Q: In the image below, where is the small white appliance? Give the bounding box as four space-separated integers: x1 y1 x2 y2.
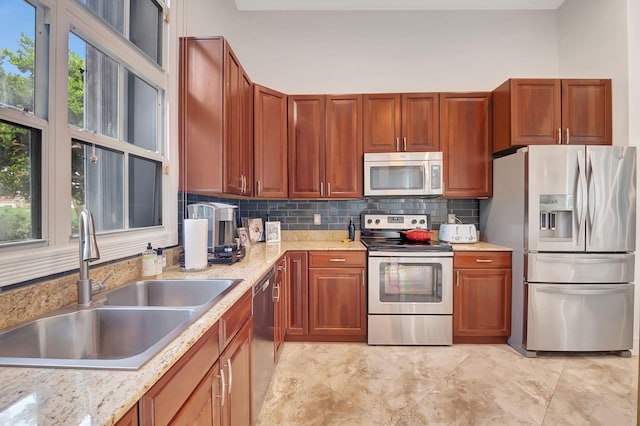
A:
439 224 477 243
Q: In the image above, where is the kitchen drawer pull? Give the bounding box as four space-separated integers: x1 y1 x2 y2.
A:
475 259 493 263
329 258 347 262
218 369 227 406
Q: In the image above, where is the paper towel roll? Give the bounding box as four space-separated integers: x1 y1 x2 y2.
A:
184 218 208 270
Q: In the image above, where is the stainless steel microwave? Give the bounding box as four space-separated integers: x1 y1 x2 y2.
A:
364 152 443 197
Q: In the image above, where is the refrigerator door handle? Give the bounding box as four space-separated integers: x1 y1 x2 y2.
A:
576 150 587 246
587 151 596 245
535 286 630 296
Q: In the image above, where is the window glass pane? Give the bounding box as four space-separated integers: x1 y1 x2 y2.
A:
129 155 162 228
0 121 41 243
68 33 119 139
76 0 125 34
130 0 162 65
126 71 157 151
71 140 124 234
0 1 35 111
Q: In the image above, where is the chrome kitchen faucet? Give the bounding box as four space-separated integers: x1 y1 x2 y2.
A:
77 209 111 307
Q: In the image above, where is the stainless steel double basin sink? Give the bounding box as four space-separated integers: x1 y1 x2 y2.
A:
0 279 242 370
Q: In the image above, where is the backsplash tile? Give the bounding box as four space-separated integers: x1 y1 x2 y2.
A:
179 193 478 244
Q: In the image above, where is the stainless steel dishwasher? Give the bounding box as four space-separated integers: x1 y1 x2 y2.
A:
252 267 275 417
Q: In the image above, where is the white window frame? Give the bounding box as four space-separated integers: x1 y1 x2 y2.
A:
0 0 178 288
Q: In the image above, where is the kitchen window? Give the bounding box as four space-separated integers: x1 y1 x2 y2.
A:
0 0 175 288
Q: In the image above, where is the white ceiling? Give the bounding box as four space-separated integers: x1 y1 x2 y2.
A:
234 0 567 11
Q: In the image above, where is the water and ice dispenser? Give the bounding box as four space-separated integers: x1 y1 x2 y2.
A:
539 194 573 239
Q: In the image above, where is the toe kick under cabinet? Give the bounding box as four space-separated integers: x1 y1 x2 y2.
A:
453 251 512 344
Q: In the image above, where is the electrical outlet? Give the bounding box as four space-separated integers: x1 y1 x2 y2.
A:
313 214 321 225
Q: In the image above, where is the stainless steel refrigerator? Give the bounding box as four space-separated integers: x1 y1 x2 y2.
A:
480 145 636 357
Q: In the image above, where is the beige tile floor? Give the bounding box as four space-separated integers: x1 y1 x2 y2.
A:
257 343 638 426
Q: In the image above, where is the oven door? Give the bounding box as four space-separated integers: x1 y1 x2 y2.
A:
368 255 453 315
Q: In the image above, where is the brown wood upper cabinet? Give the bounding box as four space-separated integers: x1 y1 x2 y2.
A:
492 79 612 154
223 45 253 196
288 94 363 198
440 92 492 198
254 85 288 198
178 36 253 196
363 93 439 153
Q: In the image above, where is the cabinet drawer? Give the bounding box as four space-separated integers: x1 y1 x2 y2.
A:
309 251 365 268
454 251 511 269
220 288 252 350
140 324 219 424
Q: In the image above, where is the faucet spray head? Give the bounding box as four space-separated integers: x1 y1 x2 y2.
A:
80 209 100 262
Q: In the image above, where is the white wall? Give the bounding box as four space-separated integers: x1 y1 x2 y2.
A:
558 0 629 145
182 0 560 93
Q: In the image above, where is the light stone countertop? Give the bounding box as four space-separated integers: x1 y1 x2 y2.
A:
450 241 513 251
0 240 365 426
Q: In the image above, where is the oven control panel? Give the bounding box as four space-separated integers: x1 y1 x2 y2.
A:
362 214 429 230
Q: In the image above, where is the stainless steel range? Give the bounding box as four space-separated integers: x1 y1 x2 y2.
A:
361 214 454 345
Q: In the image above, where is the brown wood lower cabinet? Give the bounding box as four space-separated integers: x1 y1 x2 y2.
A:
286 251 366 342
453 251 512 344
220 318 253 426
115 405 139 426
137 289 252 426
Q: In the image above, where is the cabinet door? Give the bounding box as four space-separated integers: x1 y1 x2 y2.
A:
285 251 308 337
325 95 363 198
274 255 287 359
220 318 253 426
179 37 224 194
441 93 492 198
308 267 366 338
223 46 253 196
363 94 401 152
254 85 288 198
453 268 511 339
170 363 221 426
401 93 440 152
240 70 253 195
115 405 138 426
288 96 325 198
561 79 611 146
510 79 561 146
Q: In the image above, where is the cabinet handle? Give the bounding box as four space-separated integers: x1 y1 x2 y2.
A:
273 283 280 302
565 128 570 145
403 137 407 151
327 182 331 197
218 369 227 406
456 270 460 287
277 264 286 271
227 359 233 394
320 182 324 197
475 259 493 263
557 128 562 144
257 180 261 196
396 137 400 152
329 258 346 262
362 269 365 286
